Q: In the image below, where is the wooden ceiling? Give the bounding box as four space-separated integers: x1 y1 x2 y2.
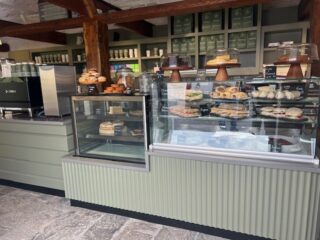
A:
0 0 308 44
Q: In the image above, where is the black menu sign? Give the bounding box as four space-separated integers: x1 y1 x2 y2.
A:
265 66 277 79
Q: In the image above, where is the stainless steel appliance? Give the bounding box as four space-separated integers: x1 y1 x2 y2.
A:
39 65 76 116
0 77 43 117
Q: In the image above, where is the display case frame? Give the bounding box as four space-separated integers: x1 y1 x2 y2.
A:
71 95 150 165
150 78 320 165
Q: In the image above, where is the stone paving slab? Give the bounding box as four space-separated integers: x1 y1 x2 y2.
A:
0 185 230 240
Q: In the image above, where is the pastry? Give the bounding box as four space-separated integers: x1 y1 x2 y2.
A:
259 91 268 98
284 91 295 100
258 86 271 92
109 106 124 115
98 76 106 83
206 54 238 66
129 110 143 117
215 86 225 92
231 92 248 99
275 90 285 100
267 91 275 99
291 91 301 99
210 92 221 98
185 90 203 101
169 105 199 118
252 91 260 98
225 86 239 93
130 129 144 137
285 107 303 117
261 107 274 112
273 108 287 114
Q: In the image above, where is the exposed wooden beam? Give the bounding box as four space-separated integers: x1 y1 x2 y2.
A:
0 20 66 45
83 0 98 18
298 0 311 20
95 0 153 37
97 0 274 24
0 0 273 38
83 20 111 83
0 17 88 37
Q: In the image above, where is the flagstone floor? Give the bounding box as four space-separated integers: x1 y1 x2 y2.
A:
0 185 228 240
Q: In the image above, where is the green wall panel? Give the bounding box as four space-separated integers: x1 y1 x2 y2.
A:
63 155 320 240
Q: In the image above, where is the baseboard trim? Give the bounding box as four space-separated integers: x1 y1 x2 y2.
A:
71 199 272 240
0 179 65 197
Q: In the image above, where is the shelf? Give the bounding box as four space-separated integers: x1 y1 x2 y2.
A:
141 56 162 60
198 30 225 36
73 61 86 64
83 133 145 143
170 33 196 38
160 97 319 105
109 58 139 62
238 48 257 52
86 114 143 122
264 47 277 52
228 26 258 33
158 114 316 125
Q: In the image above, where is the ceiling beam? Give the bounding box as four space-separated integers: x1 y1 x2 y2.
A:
95 0 153 37
0 20 66 44
0 17 88 37
0 0 273 38
298 0 311 20
83 0 98 18
97 0 274 24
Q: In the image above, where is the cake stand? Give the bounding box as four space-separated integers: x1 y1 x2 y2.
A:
205 63 241 81
161 66 193 82
274 60 310 79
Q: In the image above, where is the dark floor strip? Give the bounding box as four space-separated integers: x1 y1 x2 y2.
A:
71 199 273 240
0 179 65 197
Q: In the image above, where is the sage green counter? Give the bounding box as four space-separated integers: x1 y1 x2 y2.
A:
63 150 320 240
0 118 74 190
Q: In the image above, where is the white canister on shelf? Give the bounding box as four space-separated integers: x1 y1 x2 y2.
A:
129 49 134 58
134 48 138 58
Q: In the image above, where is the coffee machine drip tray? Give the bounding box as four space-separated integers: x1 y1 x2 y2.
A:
0 107 43 118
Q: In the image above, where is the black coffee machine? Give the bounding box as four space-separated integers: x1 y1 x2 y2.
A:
0 77 43 117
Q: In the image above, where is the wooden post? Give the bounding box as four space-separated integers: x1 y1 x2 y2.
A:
310 0 320 76
83 19 111 83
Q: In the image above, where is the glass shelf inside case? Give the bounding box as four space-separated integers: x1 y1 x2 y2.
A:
71 95 149 164
150 78 320 164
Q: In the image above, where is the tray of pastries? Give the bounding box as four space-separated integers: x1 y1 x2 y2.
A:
209 86 248 100
251 86 302 100
104 84 126 95
259 106 307 121
169 105 200 118
210 103 251 119
79 68 106 85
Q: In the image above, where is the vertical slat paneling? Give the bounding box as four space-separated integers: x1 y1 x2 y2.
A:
62 156 320 240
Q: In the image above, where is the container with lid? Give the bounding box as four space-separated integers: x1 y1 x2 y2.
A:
115 67 135 88
205 48 240 66
139 72 152 94
275 43 319 63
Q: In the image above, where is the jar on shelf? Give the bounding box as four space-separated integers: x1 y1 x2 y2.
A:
115 67 135 88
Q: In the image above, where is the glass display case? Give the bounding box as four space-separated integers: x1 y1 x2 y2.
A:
150 78 320 164
71 95 149 164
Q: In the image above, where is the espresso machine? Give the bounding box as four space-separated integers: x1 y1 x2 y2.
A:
0 76 43 118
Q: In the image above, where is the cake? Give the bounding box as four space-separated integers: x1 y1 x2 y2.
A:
108 106 124 115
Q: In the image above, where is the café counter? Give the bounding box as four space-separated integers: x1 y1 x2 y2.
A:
0 116 73 190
